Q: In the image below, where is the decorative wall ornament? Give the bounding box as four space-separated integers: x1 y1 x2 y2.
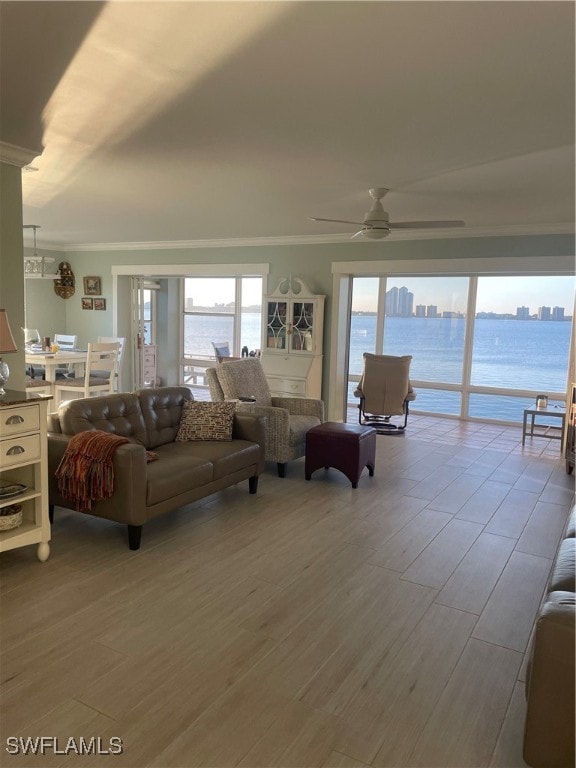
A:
54 262 75 299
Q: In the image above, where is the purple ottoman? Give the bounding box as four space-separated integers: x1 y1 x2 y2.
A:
305 422 377 489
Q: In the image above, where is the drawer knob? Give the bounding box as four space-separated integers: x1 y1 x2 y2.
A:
5 415 24 425
7 445 25 455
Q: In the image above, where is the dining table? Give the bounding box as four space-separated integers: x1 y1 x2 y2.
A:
25 349 87 384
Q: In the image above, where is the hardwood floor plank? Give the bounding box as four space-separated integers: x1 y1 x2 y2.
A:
368 509 452 572
484 488 539 538
472 551 552 652
489 681 529 767
401 518 483 590
515 500 572 559
406 638 522 767
337 604 477 766
436 532 516 614
455 480 511 524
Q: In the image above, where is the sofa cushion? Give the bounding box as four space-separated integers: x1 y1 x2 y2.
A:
58 393 148 445
145 443 213 505
176 400 236 441
137 387 193 448
179 439 261 480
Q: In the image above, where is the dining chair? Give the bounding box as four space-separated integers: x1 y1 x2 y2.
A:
211 341 241 363
53 333 78 378
97 336 126 390
53 342 119 407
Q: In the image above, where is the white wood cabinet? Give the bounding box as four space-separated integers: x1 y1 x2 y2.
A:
0 393 51 562
260 278 324 399
141 344 157 387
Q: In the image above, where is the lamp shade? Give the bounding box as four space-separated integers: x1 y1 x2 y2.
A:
0 310 18 354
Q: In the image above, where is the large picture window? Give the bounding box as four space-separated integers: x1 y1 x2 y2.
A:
346 269 574 424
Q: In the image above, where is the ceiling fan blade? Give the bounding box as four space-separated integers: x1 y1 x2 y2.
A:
309 217 365 226
389 220 465 229
351 230 366 240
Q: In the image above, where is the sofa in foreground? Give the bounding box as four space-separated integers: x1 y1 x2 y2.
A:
47 387 266 550
523 505 575 767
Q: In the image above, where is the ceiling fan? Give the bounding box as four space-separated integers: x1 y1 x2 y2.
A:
310 188 465 240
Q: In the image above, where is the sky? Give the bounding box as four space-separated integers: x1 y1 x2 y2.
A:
353 275 576 315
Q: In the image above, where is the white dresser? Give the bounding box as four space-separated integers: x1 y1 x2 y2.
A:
0 392 51 561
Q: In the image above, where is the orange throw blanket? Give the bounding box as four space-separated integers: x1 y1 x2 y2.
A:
56 430 130 511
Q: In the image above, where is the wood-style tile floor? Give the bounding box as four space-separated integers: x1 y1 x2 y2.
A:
1 416 573 767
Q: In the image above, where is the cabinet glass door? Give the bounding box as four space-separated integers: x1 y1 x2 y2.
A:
266 301 288 351
291 302 314 353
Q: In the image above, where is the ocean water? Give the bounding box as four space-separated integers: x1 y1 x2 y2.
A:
185 313 572 421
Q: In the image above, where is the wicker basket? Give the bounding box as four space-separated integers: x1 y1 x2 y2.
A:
0 504 23 531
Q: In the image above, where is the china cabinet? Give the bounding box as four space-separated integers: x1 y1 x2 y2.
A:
0 392 51 561
260 277 325 399
141 344 157 387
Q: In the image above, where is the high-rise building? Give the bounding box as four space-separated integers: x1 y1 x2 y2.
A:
415 305 426 317
552 306 565 321
385 286 398 315
516 306 530 320
538 306 551 321
398 286 414 317
426 305 438 318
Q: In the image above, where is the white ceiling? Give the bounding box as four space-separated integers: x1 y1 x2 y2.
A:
2 1 574 248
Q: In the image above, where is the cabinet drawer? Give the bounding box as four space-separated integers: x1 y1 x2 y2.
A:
271 378 307 396
0 434 41 467
0 405 40 437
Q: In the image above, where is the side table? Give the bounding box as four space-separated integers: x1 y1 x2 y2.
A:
522 406 566 447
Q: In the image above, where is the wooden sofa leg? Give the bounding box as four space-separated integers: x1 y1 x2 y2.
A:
249 475 259 494
127 525 142 551
277 462 287 478
48 504 54 524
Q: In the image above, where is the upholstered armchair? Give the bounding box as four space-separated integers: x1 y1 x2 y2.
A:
205 358 324 477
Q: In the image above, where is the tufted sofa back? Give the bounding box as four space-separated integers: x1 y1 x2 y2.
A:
54 387 193 449
136 387 192 448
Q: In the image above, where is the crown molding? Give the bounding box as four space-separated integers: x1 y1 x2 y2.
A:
0 141 42 168
23 222 575 253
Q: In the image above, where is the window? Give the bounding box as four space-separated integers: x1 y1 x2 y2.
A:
181 275 263 395
344 267 574 424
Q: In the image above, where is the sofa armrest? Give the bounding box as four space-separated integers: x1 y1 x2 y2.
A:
523 592 575 767
232 413 267 449
48 434 149 526
270 397 324 420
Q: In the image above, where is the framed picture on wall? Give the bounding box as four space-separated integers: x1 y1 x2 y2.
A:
83 276 101 295
82 298 94 310
94 298 107 311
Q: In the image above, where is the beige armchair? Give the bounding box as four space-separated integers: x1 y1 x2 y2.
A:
354 353 416 433
205 358 323 477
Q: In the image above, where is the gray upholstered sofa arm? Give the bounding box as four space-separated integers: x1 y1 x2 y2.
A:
271 396 324 420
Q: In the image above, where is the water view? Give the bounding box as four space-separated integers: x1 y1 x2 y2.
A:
185 313 572 423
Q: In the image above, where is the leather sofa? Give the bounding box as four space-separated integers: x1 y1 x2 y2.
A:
523 506 575 767
47 387 265 550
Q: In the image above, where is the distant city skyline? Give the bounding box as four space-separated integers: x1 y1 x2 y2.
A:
352 276 575 315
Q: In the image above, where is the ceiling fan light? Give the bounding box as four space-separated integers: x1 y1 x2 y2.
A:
360 228 389 240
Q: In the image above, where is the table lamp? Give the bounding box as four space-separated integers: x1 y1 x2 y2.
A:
0 309 18 395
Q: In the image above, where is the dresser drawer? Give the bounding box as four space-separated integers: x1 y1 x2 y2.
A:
270 378 307 396
0 405 40 437
0 434 41 467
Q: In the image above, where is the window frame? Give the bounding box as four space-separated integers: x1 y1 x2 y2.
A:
329 256 575 423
